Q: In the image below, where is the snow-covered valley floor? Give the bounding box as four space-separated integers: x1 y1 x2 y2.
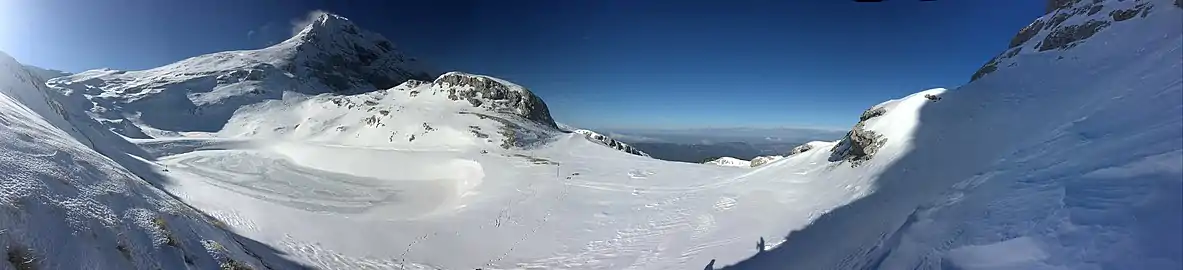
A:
131 132 879 269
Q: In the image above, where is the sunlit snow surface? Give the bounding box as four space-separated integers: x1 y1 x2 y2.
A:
2 0 1179 269
142 133 869 269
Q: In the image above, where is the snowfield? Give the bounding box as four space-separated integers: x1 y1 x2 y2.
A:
2 0 1180 269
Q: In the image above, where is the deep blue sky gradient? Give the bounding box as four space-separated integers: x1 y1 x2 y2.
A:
0 0 1046 129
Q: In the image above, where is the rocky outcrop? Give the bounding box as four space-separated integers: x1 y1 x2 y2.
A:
574 129 650 157
971 0 1160 81
1037 20 1112 51
830 106 888 166
790 144 815 155
434 72 558 129
750 155 784 167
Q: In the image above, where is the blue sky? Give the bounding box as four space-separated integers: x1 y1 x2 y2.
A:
0 0 1045 130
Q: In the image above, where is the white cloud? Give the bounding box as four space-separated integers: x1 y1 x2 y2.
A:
290 10 329 36
247 30 256 38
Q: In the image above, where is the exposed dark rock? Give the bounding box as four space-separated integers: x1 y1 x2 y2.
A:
574 130 650 157
971 57 1000 82
789 144 814 155
434 73 558 128
829 126 886 167
288 13 435 94
859 107 887 121
1111 7 1141 21
1038 20 1112 51
1045 12 1073 30
1010 20 1046 48
830 106 889 166
1046 0 1082 14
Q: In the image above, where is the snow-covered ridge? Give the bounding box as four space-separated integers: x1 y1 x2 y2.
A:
574 129 651 157
40 12 647 156
44 11 435 137
218 73 562 151
704 157 752 167
972 0 1169 81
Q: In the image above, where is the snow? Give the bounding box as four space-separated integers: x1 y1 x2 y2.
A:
2 1 1180 269
704 157 753 167
942 237 1052 270
0 52 304 270
726 1 1183 269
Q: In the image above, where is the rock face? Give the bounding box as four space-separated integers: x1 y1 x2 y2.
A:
972 0 1163 81
434 72 558 129
574 129 650 157
284 13 435 94
830 106 888 166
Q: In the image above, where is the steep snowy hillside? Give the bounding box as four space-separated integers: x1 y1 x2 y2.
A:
725 0 1182 269
46 12 433 137
1 52 303 270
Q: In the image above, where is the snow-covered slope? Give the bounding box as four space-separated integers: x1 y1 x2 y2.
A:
704 157 753 167
22 65 71 82
5 1 1177 269
217 72 562 151
725 0 1182 269
46 12 433 137
0 51 303 270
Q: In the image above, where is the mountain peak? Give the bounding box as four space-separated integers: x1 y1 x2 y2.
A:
291 11 360 41
273 12 436 94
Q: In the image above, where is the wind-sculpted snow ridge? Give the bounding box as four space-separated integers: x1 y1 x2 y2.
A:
0 51 306 270
574 129 651 157
721 0 1182 269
